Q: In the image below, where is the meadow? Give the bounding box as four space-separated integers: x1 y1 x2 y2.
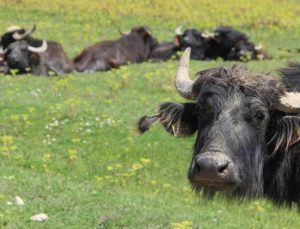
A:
1 0 300 228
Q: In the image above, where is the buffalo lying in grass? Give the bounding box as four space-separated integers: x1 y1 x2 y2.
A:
175 26 268 61
1 25 74 76
138 48 300 205
73 26 158 72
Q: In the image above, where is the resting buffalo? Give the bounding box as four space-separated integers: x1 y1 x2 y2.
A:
1 25 74 76
175 26 268 61
138 48 300 205
4 39 74 76
74 26 158 72
0 25 36 74
209 26 268 60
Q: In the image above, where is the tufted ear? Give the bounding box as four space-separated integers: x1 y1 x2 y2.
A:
138 102 198 136
268 115 300 155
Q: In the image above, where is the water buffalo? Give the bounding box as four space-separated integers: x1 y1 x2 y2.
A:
174 26 268 61
209 26 268 60
4 39 74 76
73 26 158 72
138 48 300 205
0 25 36 74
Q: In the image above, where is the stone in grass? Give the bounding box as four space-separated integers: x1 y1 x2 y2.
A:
30 213 49 222
14 196 25 205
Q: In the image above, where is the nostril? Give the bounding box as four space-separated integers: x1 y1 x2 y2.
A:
217 160 228 173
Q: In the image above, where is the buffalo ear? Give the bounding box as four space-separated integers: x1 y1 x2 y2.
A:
268 116 300 154
137 102 198 137
137 115 159 133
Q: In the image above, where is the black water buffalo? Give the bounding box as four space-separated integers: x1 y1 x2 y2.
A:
4 39 74 76
148 41 180 62
174 26 268 61
1 25 74 76
0 25 36 74
209 26 268 60
138 48 300 205
74 26 158 72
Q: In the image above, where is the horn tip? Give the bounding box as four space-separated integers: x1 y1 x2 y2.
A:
179 47 191 66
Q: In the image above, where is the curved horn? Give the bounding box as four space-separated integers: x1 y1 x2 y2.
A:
175 47 196 100
28 40 47 53
201 31 215 39
6 25 22 33
12 24 36 40
276 92 300 113
0 46 5 54
121 30 130 35
175 26 183 35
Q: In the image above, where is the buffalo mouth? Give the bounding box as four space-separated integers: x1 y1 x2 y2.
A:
188 155 238 192
189 176 236 191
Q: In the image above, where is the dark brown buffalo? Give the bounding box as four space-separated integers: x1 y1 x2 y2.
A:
138 48 300 205
73 26 158 72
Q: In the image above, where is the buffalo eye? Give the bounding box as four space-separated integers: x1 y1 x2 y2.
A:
255 111 266 121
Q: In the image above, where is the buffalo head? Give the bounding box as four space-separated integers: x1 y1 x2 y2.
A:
175 27 208 60
130 26 158 56
5 39 47 73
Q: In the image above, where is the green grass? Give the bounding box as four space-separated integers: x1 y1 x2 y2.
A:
1 1 300 228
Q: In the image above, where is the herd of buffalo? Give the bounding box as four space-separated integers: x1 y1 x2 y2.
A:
0 24 267 76
1 23 300 207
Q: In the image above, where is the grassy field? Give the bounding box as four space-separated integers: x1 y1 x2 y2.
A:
1 0 300 228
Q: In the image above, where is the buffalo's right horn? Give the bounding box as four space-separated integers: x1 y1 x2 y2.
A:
276 92 300 113
201 31 215 39
6 25 22 33
12 24 36 40
175 47 196 100
175 26 183 35
28 39 48 53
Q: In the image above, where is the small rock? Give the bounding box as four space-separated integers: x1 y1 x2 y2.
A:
30 213 49 222
14 196 24 205
98 215 113 223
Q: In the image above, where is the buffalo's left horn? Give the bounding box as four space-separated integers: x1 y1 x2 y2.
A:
175 47 196 100
276 92 300 113
28 40 48 53
0 46 5 54
12 24 36 40
175 26 183 35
